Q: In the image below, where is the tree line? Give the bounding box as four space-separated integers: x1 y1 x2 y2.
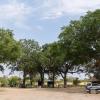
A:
0 9 100 88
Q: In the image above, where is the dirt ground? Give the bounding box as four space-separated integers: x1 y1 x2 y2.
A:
0 87 100 100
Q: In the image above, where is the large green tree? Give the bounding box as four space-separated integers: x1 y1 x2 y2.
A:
58 19 85 88
0 29 21 62
0 29 21 72
41 43 63 88
58 27 79 88
16 39 40 87
78 9 100 79
59 9 100 81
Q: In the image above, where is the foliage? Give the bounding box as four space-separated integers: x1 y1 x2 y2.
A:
0 9 100 88
8 76 20 87
0 77 8 87
0 28 21 63
59 9 100 81
73 78 80 86
15 39 40 87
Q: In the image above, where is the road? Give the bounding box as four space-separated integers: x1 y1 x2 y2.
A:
0 88 99 100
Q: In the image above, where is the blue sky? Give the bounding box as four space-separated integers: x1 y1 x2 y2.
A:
0 0 100 45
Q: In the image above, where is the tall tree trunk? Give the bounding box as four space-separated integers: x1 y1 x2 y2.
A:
63 72 67 88
30 75 33 87
22 70 26 88
30 79 33 87
40 72 44 88
52 72 55 88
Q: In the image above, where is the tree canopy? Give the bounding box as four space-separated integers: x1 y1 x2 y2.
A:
0 9 100 88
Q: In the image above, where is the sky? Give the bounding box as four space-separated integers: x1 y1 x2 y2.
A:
0 0 100 45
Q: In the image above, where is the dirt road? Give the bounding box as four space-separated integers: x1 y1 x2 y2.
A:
0 88 99 100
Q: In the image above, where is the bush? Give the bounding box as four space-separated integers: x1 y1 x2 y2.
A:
0 77 8 87
8 76 20 87
73 78 80 86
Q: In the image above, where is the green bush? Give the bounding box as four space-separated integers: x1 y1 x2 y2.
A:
73 78 80 86
0 77 8 87
8 76 20 87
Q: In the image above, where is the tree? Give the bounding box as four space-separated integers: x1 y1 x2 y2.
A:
58 9 100 87
35 52 46 88
41 43 62 88
15 39 40 88
58 21 82 88
72 9 100 80
0 29 21 62
0 28 21 73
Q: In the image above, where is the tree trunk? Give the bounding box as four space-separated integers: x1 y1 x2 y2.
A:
22 76 26 88
22 70 26 88
63 73 67 88
40 72 44 88
30 75 33 87
52 72 55 88
30 79 33 87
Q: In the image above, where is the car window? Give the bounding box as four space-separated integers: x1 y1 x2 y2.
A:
92 83 99 86
87 83 91 86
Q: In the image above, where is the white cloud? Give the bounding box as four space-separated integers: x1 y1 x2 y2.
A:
0 0 32 21
0 0 33 33
36 0 100 19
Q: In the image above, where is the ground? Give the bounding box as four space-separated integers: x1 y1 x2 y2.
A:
0 87 100 100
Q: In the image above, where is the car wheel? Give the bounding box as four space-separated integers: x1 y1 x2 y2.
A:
95 90 98 94
88 90 91 94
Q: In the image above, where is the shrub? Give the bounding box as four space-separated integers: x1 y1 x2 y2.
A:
73 78 80 86
8 76 20 87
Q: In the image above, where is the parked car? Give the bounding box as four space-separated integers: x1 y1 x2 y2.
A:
86 82 100 94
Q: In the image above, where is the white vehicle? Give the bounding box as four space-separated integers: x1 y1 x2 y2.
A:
86 82 100 94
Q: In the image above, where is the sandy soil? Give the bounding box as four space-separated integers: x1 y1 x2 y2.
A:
0 87 99 100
